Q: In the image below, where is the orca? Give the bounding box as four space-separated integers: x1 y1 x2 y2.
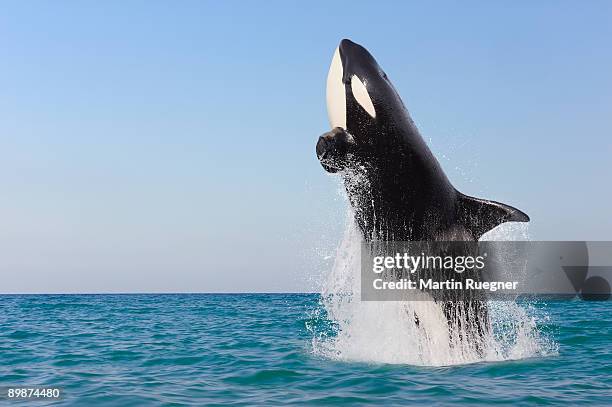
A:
316 39 530 346
317 39 529 241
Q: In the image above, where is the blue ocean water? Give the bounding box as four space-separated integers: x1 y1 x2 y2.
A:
0 294 609 405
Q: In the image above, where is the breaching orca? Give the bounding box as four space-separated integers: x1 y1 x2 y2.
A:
316 39 530 346
317 39 529 241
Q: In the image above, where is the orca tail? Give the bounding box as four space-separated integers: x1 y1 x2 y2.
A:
456 192 530 240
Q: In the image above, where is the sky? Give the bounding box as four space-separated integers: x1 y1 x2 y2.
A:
0 1 611 293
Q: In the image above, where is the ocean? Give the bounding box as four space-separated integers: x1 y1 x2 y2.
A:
0 294 610 405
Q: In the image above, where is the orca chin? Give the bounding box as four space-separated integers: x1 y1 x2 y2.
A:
316 39 530 350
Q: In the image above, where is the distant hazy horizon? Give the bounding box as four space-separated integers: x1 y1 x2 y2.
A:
1 1 611 293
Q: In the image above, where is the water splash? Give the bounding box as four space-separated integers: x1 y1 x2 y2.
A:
310 216 557 366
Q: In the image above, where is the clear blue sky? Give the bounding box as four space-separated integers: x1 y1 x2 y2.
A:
1 1 611 293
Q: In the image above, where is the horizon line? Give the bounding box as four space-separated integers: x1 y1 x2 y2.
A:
0 291 320 295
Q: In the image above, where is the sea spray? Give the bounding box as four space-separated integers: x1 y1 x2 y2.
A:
310 217 558 366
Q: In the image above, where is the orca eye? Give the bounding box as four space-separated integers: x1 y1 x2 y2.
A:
351 75 376 119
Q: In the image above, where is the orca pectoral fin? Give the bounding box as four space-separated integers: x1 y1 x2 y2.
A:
456 193 530 240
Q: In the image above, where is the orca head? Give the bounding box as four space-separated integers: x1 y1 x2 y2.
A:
318 39 405 173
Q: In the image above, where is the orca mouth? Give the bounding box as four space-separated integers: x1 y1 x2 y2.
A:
338 38 360 67
316 136 345 173
316 128 356 173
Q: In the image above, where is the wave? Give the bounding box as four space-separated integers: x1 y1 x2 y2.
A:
310 216 557 366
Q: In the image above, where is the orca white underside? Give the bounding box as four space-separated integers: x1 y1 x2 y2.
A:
326 47 346 130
